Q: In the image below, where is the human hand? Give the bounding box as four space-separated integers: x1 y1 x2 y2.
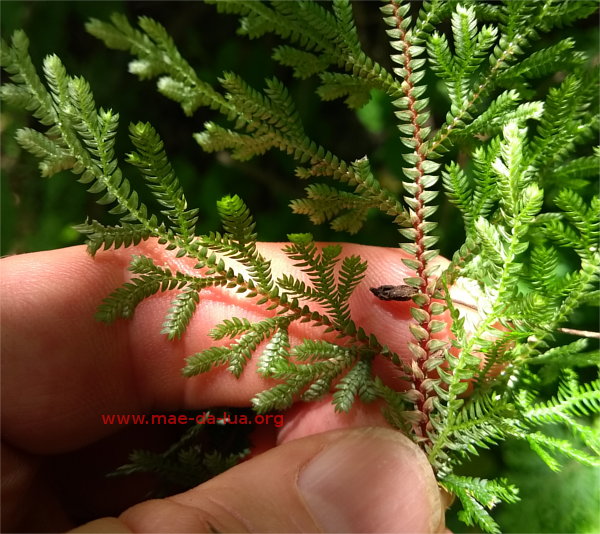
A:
1 242 459 532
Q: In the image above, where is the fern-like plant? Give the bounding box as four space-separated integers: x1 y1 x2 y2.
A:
2 1 599 532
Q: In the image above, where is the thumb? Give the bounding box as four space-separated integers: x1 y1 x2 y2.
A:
70 427 447 533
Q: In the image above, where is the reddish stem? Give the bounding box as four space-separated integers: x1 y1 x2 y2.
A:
390 0 434 441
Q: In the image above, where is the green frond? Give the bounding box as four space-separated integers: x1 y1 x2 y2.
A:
432 394 516 466
473 217 504 272
452 4 479 64
372 377 411 432
127 122 198 243
194 123 276 161
196 196 276 295
331 0 360 52
262 77 305 138
87 6 409 234
290 338 350 363
216 194 257 250
316 72 374 109
87 14 224 116
302 376 338 402
493 120 530 221
14 127 75 177
579 289 600 307
110 417 250 494
427 31 454 81
280 233 367 332
468 139 500 223
519 373 600 426
499 1 538 41
1 40 176 247
428 3 498 109
414 0 454 42
251 376 312 413
525 432 600 472
128 254 167 275
272 45 328 79
204 0 262 36
442 161 473 223
466 100 544 139
289 183 372 234
218 72 302 137
270 0 343 56
210 0 398 97
441 475 519 534
257 328 290 377
535 0 598 32
453 5 498 77
332 358 375 413
1 30 57 125
276 274 319 303
256 341 359 405
496 38 585 83
85 13 145 53
183 347 232 377
459 90 519 136
551 254 600 330
529 244 562 294
530 74 595 170
551 189 599 256
350 157 410 227
283 235 339 306
96 255 198 322
329 209 371 234
74 220 153 256
527 339 597 368
209 317 253 341
96 275 170 322
549 154 600 190
227 327 274 378
161 290 200 340
335 254 368 324
185 317 281 379
424 0 595 159
543 219 580 251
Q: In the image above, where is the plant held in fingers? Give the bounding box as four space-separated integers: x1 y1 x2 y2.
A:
2 1 599 532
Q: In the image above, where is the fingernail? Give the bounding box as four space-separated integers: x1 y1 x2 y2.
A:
298 427 442 533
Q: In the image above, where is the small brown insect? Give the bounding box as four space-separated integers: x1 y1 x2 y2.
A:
370 284 419 301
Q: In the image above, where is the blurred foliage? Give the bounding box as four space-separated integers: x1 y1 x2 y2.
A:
445 426 600 534
1 2 598 532
496 427 600 534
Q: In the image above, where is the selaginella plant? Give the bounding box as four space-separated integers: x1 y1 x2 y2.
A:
2 1 599 532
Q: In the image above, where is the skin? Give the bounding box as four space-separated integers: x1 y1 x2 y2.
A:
1 242 466 532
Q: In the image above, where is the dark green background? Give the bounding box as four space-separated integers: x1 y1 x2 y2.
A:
1 2 598 533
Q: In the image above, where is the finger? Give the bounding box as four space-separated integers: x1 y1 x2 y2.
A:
275 397 389 445
73 428 447 534
1 241 469 453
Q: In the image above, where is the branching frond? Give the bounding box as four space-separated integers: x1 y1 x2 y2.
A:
441 475 519 534
289 183 372 234
4 3 599 533
87 9 411 231
96 255 199 323
86 13 225 116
